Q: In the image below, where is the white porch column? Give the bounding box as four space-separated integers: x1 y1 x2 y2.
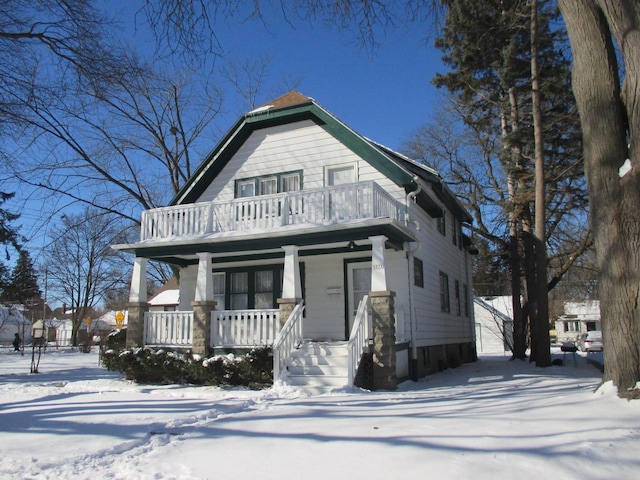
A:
369 235 388 291
282 245 302 299
194 252 214 302
129 257 148 303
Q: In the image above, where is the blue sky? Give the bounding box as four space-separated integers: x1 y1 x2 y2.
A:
9 5 447 269
169 8 446 151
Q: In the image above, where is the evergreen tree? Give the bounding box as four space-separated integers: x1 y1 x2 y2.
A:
2 250 40 304
0 191 22 260
431 0 584 363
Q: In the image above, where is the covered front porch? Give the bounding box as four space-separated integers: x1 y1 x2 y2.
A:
115 181 418 389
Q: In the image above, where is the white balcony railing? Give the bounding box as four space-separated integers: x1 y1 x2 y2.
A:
144 311 193 347
211 309 280 347
140 181 405 241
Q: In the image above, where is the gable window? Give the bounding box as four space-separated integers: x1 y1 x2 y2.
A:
282 173 300 192
326 164 356 186
259 177 278 195
237 180 255 198
414 257 424 288
439 271 450 313
235 170 302 198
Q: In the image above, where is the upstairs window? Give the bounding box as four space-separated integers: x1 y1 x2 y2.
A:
235 171 302 198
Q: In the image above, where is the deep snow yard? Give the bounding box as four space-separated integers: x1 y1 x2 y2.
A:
1 346 638 480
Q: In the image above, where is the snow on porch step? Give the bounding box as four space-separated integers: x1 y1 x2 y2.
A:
283 341 350 394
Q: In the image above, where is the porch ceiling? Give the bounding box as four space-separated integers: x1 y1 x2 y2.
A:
113 218 416 266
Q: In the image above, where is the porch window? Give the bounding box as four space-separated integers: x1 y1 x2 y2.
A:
213 272 226 310
254 270 274 309
439 271 450 313
230 272 249 309
213 263 303 310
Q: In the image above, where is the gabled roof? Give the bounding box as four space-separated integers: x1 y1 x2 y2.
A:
171 91 471 224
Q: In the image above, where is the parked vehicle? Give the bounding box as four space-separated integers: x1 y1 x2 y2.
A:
578 330 603 352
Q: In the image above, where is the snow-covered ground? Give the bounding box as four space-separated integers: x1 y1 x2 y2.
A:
1 346 638 480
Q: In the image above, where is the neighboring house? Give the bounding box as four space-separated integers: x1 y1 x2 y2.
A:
0 305 33 346
474 296 513 354
113 91 476 391
148 286 180 312
555 301 601 344
93 310 129 331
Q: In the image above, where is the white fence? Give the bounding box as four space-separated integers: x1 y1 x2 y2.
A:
140 181 405 241
143 311 193 347
211 309 280 347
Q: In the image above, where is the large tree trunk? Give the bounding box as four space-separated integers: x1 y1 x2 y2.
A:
530 0 551 367
558 0 640 397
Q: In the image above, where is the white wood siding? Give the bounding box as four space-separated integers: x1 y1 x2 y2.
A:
196 120 406 204
408 195 475 347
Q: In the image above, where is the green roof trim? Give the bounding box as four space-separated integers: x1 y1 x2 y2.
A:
171 98 418 206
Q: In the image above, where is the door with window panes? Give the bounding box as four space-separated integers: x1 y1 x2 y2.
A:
346 262 371 339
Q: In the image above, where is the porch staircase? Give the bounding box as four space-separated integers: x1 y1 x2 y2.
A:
283 341 350 394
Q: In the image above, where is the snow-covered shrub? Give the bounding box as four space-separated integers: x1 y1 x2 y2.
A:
100 346 273 387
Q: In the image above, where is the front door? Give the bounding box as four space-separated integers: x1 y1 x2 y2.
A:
346 261 371 339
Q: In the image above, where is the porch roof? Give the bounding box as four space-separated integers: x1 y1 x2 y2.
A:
113 217 415 267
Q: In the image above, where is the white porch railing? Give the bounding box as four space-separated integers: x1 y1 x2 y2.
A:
144 311 193 347
140 181 404 241
273 302 305 380
211 309 280 347
348 295 371 386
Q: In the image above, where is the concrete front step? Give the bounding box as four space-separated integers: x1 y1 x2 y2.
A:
282 341 350 393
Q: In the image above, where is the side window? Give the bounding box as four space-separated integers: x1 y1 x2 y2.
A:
454 280 461 315
439 272 450 313
463 284 469 317
437 213 446 236
414 257 424 288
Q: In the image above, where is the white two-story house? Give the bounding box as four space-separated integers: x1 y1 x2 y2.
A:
113 91 476 391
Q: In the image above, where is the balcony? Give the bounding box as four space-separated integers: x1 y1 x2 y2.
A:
140 181 405 242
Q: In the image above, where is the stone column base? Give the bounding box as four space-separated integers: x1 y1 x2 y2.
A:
370 291 397 390
191 301 216 356
277 298 301 329
125 302 149 349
